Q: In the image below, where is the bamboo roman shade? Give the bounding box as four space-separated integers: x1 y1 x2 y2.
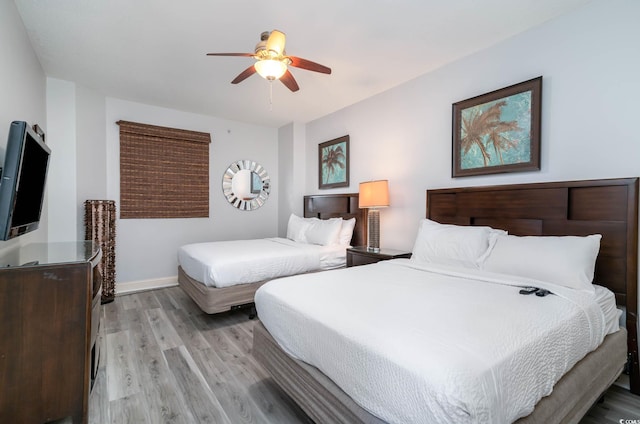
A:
117 120 211 219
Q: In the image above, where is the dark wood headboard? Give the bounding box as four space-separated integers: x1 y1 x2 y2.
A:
426 177 639 394
303 193 367 247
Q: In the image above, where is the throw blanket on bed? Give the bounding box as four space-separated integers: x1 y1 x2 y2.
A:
178 238 324 288
255 259 607 424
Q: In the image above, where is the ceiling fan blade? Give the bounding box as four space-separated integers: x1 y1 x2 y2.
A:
231 65 257 84
266 30 286 56
206 53 255 57
288 56 331 74
279 69 300 92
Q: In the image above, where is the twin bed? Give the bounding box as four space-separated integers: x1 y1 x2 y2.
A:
252 178 639 424
177 193 366 314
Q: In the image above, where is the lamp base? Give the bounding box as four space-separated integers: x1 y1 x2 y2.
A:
367 209 381 252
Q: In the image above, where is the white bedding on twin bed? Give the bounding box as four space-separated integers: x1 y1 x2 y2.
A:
177 237 346 288
255 259 614 424
594 284 623 335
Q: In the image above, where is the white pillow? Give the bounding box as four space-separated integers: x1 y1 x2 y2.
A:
410 219 506 268
286 214 312 243
482 234 601 291
305 218 343 246
338 218 356 246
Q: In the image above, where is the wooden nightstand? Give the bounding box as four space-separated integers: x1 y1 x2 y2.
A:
346 246 412 267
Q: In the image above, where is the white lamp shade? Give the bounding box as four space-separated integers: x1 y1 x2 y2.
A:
254 60 287 80
266 30 286 56
359 180 389 208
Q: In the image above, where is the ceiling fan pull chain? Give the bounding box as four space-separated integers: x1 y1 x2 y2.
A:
269 81 273 111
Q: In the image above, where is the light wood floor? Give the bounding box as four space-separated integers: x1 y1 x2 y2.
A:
88 286 640 424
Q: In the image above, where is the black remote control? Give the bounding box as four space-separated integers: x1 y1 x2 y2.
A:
519 287 539 295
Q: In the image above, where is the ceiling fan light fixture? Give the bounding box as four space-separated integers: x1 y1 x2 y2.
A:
254 59 287 81
207 30 330 92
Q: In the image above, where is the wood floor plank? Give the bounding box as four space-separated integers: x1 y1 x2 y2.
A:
220 320 253 355
106 329 142 402
189 345 266 424
165 286 205 316
145 307 183 351
89 318 110 423
166 307 211 352
88 366 110 424
94 287 640 424
130 311 195 423
189 309 236 332
103 300 146 334
231 353 312 423
119 292 141 310
108 393 151 424
201 326 245 362
582 384 640 423
129 290 163 310
171 307 270 423
153 287 181 311
164 345 233 424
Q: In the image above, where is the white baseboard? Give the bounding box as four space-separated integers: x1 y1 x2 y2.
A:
115 276 178 296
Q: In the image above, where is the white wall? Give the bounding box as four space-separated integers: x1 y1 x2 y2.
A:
76 84 108 238
45 80 108 241
46 78 77 242
277 122 306 236
105 98 279 284
36 80 279 288
0 0 47 250
303 0 640 252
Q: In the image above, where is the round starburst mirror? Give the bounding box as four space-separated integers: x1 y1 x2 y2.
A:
222 160 270 211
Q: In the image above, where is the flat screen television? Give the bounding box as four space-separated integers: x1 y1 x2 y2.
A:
0 121 51 240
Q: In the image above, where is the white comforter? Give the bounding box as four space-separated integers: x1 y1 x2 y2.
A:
178 237 344 288
255 259 607 424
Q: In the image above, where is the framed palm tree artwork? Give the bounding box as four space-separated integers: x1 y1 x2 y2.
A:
319 135 349 189
452 76 542 177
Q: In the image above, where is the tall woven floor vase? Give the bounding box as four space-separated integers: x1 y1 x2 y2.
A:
84 200 117 304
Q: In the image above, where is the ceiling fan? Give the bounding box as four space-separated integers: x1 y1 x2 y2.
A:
206 30 331 92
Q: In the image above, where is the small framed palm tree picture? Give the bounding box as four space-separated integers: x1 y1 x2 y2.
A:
319 135 349 189
452 76 542 177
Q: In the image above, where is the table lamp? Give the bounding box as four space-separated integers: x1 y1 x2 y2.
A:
359 180 389 252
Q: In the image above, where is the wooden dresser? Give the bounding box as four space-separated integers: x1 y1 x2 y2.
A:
0 241 102 424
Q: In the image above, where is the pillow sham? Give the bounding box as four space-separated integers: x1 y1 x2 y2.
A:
410 219 506 268
286 214 311 243
305 217 343 246
338 218 356 246
482 234 601 291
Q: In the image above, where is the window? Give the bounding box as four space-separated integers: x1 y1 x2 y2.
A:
117 120 211 219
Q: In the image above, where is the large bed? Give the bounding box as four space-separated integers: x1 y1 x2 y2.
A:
252 178 639 423
178 193 366 314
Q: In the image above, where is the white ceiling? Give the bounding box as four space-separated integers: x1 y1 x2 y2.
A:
15 0 590 128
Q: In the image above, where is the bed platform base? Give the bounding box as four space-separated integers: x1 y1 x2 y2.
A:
253 320 626 424
178 266 267 314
